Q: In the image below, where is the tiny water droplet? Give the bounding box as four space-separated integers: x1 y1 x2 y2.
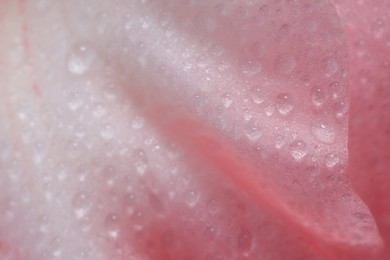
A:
92 104 107 118
242 60 262 76
311 121 335 144
68 93 84 111
105 213 120 239
276 93 294 115
100 124 114 140
310 86 327 107
67 45 96 75
131 116 145 129
289 140 308 161
274 54 295 74
72 192 90 219
237 228 253 256
325 153 339 169
221 93 233 108
250 86 265 104
132 149 148 176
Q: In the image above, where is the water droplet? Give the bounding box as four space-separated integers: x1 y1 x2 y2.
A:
67 45 96 75
72 192 90 219
275 135 286 149
131 116 145 129
250 86 265 104
276 93 294 115
289 140 308 161
242 60 262 76
334 101 348 118
274 54 295 74
100 124 114 140
92 104 107 118
105 213 120 239
207 199 221 215
264 105 275 116
329 82 344 100
237 228 253 256
221 93 233 108
310 86 327 107
132 149 148 176
322 57 339 76
244 124 262 142
185 191 200 208
325 153 339 169
242 109 253 122
68 93 84 111
311 121 335 144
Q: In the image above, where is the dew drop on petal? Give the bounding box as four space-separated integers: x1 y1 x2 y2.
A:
250 86 265 104
132 148 148 176
276 93 294 115
221 93 233 108
242 60 262 76
105 213 120 239
310 86 327 107
289 140 308 161
185 191 200 208
237 227 253 256
244 124 262 142
67 45 96 75
325 153 340 169
322 57 339 76
72 192 90 220
311 121 335 144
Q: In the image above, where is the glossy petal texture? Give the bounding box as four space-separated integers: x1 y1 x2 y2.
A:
0 0 386 259
333 0 390 258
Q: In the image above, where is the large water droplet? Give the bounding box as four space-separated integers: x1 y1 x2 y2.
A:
276 93 294 115
133 148 148 176
250 86 265 104
237 228 253 256
325 153 339 169
311 121 335 144
289 140 308 161
310 86 327 107
67 45 96 75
